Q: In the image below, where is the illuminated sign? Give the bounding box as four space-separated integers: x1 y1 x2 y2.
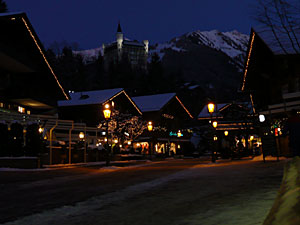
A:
169 131 183 137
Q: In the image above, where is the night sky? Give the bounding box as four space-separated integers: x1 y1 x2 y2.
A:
7 0 256 50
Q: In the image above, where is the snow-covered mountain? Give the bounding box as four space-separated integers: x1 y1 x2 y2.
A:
73 30 249 69
150 30 249 70
73 47 103 63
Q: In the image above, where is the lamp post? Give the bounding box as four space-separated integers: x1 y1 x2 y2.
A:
103 103 111 166
177 130 182 137
148 121 153 157
207 102 217 163
224 130 229 136
79 131 87 163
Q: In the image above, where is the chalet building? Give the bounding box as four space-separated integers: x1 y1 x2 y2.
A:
198 102 254 132
133 93 193 129
198 102 256 158
132 93 194 155
240 27 300 158
102 23 148 70
58 88 142 126
0 12 69 115
241 27 300 115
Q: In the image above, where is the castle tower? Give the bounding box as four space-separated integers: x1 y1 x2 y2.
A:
116 22 123 60
143 40 149 54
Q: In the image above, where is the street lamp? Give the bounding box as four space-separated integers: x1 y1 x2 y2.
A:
259 114 265 123
224 130 229 136
207 102 217 163
38 127 44 134
207 103 215 114
103 104 111 119
147 121 153 131
177 130 182 137
79 132 85 139
148 121 153 157
103 103 112 166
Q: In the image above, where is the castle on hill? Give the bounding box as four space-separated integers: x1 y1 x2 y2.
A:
102 23 148 70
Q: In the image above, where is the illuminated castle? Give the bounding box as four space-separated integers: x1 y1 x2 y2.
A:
102 23 148 70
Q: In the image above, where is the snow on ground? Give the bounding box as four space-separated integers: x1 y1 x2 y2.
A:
73 47 102 63
264 156 300 225
3 165 200 225
3 160 282 225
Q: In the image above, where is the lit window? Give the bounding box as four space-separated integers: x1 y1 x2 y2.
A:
0 102 3 108
18 106 25 113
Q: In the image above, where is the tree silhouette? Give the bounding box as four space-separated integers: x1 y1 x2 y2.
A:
0 0 8 13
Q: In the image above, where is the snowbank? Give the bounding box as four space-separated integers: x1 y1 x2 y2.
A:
263 157 300 225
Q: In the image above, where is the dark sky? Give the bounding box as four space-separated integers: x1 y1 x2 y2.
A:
8 0 256 50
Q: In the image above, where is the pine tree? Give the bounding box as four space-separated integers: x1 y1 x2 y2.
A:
0 0 8 13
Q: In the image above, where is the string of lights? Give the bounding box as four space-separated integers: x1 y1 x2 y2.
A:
241 32 255 91
21 17 69 100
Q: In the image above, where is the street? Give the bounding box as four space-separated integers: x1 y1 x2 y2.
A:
0 158 286 225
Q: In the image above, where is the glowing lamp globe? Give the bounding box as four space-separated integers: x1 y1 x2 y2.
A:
177 130 182 137
207 103 215 114
224 130 228 136
212 121 218 128
79 132 85 139
103 104 111 119
38 127 44 134
259 114 265 123
147 121 153 131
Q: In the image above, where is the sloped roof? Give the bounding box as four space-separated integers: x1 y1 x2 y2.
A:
253 26 300 55
132 93 176 112
0 12 69 101
58 88 124 107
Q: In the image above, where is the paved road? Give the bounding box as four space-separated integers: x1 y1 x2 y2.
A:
0 158 286 225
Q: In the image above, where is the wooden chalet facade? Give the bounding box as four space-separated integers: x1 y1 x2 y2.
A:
241 27 300 115
0 12 69 115
132 93 194 155
198 102 255 132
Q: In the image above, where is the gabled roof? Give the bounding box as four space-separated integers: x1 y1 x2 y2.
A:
57 88 142 114
58 88 124 107
0 12 69 101
253 26 300 55
132 93 193 118
132 93 176 112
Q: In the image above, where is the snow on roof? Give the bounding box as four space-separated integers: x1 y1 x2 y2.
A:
58 88 124 107
254 26 300 55
132 93 176 112
0 12 24 17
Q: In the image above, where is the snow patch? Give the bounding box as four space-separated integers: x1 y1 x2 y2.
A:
73 47 103 63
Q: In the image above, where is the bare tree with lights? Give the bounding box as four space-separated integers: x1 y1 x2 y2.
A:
98 109 147 144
